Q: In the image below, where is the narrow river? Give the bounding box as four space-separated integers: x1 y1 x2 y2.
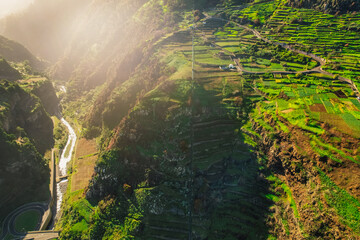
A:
56 118 77 213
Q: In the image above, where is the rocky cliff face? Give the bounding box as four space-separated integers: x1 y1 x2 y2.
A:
0 79 54 153
31 79 60 116
0 77 58 220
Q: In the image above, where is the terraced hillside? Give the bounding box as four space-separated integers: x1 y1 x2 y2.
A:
218 1 360 238
138 22 272 239
53 1 360 239
247 1 360 90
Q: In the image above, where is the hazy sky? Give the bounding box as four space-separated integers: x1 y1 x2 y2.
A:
0 0 34 18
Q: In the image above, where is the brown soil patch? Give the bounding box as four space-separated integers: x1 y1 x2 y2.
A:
328 161 360 201
320 113 355 137
334 90 347 98
309 103 327 112
281 108 294 114
71 138 98 192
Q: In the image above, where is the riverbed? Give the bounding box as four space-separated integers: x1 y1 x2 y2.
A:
56 118 77 213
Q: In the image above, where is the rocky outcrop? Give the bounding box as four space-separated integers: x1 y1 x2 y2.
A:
31 79 60 116
0 79 54 154
0 79 58 220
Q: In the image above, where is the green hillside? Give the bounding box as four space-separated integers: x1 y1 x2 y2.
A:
1 0 359 239
0 37 58 236
43 1 360 239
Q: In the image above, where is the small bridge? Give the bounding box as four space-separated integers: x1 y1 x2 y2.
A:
56 175 68 183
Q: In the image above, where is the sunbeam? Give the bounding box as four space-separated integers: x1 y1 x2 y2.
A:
0 0 33 18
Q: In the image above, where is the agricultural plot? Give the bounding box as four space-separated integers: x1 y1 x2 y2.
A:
71 138 98 193
214 24 317 73
253 73 360 137
258 0 360 89
192 5 360 237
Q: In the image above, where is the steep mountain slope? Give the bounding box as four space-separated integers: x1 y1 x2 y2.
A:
0 78 55 221
1 0 248 90
0 71 57 154
0 37 58 225
0 35 45 71
5 0 359 239
0 58 21 80
57 1 360 239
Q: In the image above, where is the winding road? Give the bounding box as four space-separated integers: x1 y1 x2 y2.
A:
0 203 47 239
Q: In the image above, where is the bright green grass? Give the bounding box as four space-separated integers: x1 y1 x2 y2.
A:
267 175 299 218
71 198 94 222
71 219 88 232
309 140 342 163
14 210 41 233
262 2 360 87
281 182 300 218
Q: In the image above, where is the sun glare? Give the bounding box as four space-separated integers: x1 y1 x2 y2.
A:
0 0 33 18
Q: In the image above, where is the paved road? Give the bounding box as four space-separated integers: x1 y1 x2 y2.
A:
22 231 59 240
0 202 47 239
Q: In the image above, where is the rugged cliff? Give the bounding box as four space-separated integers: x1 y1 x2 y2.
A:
0 77 57 220
0 80 54 153
252 113 360 239
0 37 59 221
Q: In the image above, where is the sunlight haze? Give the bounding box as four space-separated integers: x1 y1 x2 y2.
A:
0 0 360 239
0 0 33 18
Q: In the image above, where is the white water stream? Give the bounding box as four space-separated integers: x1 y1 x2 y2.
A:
56 118 77 213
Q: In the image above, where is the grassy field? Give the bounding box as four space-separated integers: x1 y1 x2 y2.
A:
14 210 41 233
71 138 98 193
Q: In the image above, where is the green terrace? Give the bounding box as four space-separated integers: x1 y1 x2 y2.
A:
259 1 360 88
250 73 360 138
131 13 272 239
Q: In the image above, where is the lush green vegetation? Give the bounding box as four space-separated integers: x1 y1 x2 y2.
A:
319 170 360 234
24 0 358 239
14 210 41 233
0 50 57 234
